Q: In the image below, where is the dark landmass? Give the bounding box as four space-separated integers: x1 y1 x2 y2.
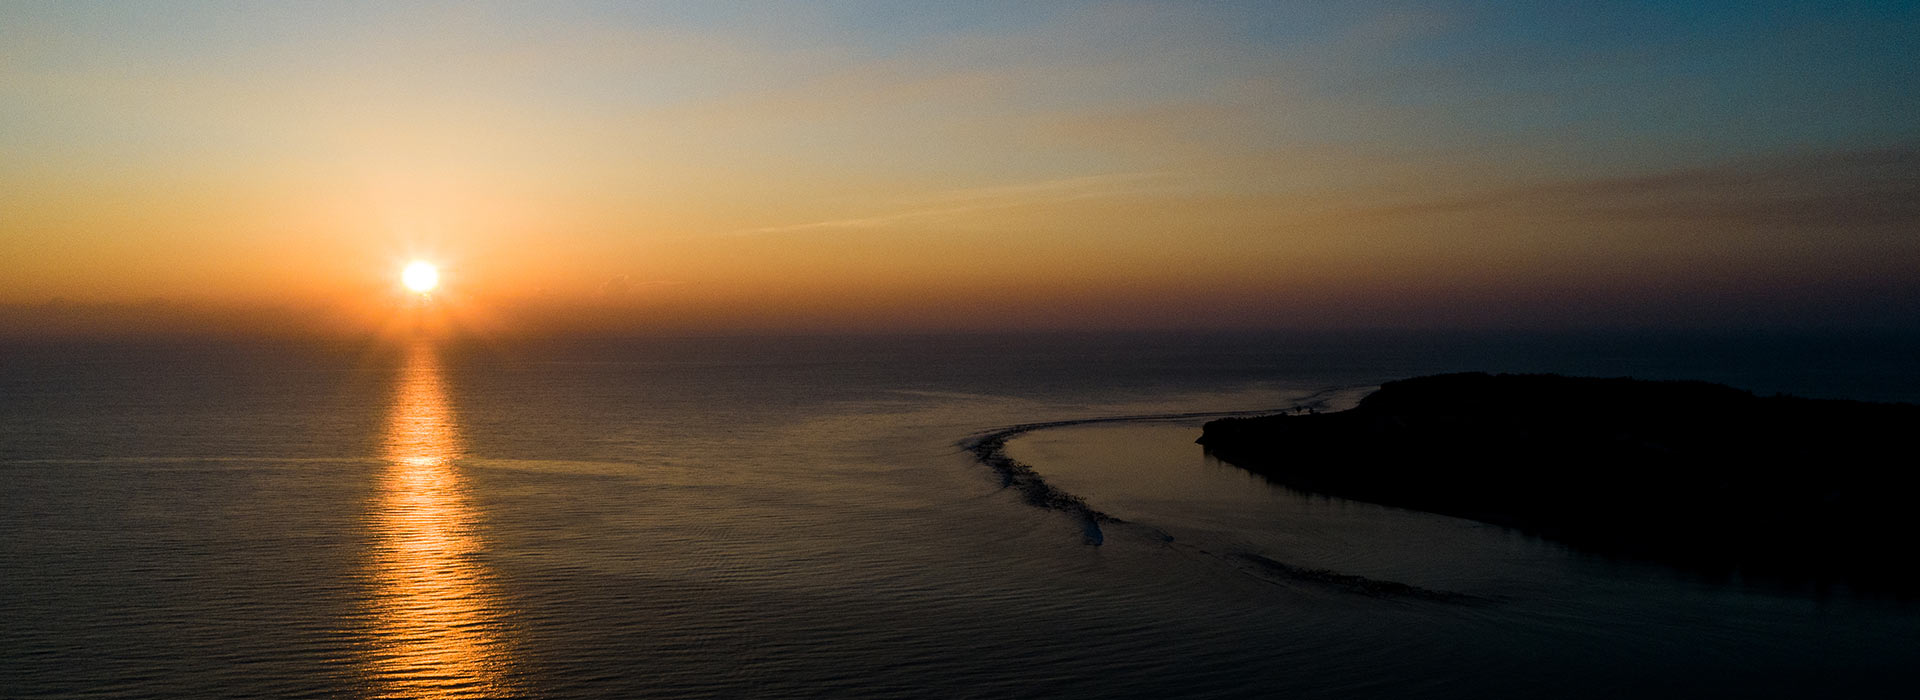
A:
1198 373 1920 591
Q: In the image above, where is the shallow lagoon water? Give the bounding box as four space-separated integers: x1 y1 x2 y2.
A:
3 332 1917 698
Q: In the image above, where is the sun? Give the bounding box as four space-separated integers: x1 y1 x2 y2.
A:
402 261 439 294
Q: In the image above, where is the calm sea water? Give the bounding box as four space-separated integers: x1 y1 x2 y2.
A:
3 331 1918 699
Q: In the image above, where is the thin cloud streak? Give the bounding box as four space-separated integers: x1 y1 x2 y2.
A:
1353 146 1920 230
739 172 1175 235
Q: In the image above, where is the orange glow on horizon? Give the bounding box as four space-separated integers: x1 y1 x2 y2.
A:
2 4 1914 335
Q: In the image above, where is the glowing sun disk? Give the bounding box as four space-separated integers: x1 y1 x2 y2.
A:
403 261 440 293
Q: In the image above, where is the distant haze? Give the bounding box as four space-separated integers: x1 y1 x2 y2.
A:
3 2 1916 337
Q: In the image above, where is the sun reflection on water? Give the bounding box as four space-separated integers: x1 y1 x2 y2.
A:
366 342 513 698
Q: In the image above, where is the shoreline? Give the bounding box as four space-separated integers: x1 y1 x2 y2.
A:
959 388 1484 601
958 386 1360 545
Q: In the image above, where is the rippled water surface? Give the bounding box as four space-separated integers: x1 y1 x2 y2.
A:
4 332 1918 698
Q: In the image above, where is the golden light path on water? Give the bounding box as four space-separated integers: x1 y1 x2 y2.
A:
366 342 513 698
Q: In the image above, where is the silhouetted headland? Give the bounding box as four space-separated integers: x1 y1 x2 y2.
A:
1198 373 1920 591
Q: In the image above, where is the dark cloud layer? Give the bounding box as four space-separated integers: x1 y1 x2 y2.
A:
1367 146 1920 231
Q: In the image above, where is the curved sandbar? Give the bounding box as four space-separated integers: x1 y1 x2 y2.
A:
962 397 1479 601
959 388 1356 545
1198 373 1920 590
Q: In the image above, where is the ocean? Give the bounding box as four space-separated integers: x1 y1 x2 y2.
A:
4 331 1918 698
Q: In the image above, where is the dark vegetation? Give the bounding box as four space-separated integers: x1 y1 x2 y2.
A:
1198 373 1920 591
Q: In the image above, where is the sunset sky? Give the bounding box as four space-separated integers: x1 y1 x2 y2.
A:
3 1 1916 335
